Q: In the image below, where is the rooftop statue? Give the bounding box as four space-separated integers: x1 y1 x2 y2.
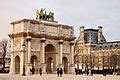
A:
35 8 54 21
35 10 40 21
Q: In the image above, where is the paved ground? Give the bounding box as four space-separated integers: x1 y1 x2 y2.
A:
0 74 120 80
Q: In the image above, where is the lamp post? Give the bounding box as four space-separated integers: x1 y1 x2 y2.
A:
89 50 92 75
22 42 26 76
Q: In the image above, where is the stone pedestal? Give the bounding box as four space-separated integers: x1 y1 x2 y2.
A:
9 53 15 74
57 64 64 74
41 63 46 74
69 64 75 74
26 63 32 75
57 64 64 69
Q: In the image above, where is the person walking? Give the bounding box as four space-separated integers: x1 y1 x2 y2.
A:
32 67 35 74
60 68 63 77
57 68 60 77
39 68 42 76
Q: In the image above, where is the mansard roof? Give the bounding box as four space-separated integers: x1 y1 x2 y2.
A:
84 29 98 32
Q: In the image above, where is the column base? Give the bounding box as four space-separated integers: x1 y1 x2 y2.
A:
41 63 46 74
26 63 32 75
89 69 93 76
57 64 64 74
57 64 63 69
9 70 15 75
69 64 75 74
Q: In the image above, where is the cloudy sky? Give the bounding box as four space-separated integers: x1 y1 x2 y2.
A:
0 0 120 41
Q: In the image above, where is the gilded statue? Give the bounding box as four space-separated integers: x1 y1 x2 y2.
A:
35 8 54 21
35 10 40 21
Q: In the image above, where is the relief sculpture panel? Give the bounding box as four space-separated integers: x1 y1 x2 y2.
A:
13 39 21 51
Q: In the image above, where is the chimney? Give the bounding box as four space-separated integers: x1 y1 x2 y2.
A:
98 26 103 43
79 26 84 43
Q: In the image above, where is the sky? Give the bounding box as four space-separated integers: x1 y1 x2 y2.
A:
0 0 120 41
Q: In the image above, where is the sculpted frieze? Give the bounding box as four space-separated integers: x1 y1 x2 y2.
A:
14 23 22 33
40 24 45 32
63 45 70 53
46 26 58 35
31 44 39 51
13 39 21 50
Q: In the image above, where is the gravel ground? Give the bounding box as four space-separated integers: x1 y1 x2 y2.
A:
0 74 120 80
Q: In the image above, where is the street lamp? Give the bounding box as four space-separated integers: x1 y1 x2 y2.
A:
22 41 26 76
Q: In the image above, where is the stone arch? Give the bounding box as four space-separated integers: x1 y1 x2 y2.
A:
45 44 56 52
31 55 38 74
15 55 20 74
45 44 56 73
62 57 68 74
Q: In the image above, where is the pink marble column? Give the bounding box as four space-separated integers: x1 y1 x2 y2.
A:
26 37 32 75
70 41 75 64
41 38 46 73
58 40 63 65
69 41 75 74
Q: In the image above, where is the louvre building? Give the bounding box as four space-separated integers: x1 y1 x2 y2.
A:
74 26 120 74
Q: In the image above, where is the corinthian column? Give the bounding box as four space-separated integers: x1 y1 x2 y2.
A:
40 38 46 73
58 40 63 68
70 41 75 64
27 37 32 63
69 41 75 74
26 37 32 75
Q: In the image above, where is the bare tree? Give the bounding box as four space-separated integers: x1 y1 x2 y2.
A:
110 54 117 72
0 39 8 72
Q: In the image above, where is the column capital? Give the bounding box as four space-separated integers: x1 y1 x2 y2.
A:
26 36 32 42
58 40 63 44
70 41 75 45
41 38 46 43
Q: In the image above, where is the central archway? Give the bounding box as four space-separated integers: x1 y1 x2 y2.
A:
47 57 53 73
45 44 56 74
15 56 20 74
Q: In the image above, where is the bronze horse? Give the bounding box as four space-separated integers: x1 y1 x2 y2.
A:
35 9 54 21
42 12 54 21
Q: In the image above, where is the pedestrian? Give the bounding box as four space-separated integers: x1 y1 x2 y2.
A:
57 68 60 77
75 68 77 75
86 69 89 76
30 68 32 75
103 69 106 76
32 67 35 74
60 68 63 77
39 68 42 76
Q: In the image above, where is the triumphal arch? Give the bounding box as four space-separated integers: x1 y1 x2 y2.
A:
9 9 75 75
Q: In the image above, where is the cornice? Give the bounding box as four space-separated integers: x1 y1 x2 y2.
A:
8 32 76 41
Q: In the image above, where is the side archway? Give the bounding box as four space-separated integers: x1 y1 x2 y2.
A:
63 57 68 74
47 57 53 73
15 55 20 74
31 55 38 74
